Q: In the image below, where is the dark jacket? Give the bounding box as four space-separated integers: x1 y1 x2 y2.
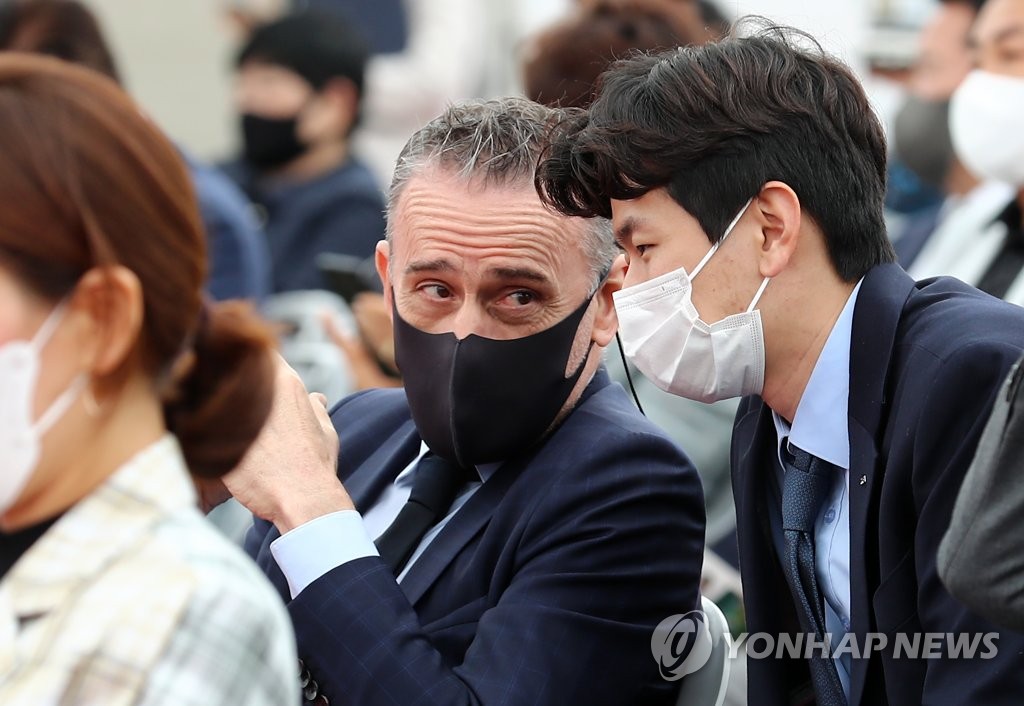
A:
732 264 1024 706
939 356 1024 631
247 370 706 705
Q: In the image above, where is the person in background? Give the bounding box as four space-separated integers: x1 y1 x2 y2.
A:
222 11 385 294
939 355 1024 630
937 0 1024 630
538 24 1024 704
696 0 730 36
293 0 408 55
888 0 985 268
0 54 295 704
522 0 713 108
0 0 271 302
911 0 1024 306
224 98 705 706
322 292 401 390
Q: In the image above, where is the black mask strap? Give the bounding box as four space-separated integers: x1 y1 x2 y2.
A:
616 331 645 416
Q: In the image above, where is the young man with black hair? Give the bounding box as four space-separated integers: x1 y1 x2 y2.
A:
538 24 1024 706
223 11 385 294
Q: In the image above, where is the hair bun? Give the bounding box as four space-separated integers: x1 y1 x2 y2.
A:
164 300 276 479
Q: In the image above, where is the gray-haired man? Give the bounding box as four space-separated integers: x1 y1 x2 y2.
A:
225 98 706 706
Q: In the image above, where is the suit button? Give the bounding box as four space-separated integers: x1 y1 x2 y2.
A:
304 679 319 702
313 697 329 705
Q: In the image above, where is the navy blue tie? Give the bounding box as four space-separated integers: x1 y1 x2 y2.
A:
375 453 472 576
782 442 846 706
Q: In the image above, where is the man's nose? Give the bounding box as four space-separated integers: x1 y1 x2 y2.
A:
450 303 496 340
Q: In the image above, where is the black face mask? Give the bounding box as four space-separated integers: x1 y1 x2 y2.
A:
241 113 307 169
393 295 596 468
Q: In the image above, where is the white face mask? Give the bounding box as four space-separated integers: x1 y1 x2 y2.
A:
950 70 1024 185
0 303 86 515
613 200 770 403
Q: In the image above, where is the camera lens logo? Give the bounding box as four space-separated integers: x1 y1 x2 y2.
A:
651 610 713 681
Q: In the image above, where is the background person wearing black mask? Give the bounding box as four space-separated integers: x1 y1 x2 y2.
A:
216 98 705 706
221 11 386 294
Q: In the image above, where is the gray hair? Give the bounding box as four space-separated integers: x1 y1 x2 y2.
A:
387 97 618 287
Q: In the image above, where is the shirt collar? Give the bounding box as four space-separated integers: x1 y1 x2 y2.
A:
773 279 863 470
395 442 496 488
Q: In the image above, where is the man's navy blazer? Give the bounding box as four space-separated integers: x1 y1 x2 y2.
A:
247 369 705 705
731 264 1024 706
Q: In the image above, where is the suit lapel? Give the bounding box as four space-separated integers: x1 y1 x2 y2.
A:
343 419 420 512
398 456 524 606
733 401 806 704
846 264 916 706
735 403 799 630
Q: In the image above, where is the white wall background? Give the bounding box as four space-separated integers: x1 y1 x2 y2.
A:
84 0 239 161
720 0 870 68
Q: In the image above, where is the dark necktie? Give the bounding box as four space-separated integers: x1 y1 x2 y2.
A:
782 442 847 706
375 453 474 576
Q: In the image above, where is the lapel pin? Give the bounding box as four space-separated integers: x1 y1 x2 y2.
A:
859 475 867 486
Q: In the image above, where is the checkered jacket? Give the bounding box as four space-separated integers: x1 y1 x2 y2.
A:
0 436 299 706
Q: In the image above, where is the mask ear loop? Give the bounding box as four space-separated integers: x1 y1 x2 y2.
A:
746 277 771 313
34 375 88 434
689 198 753 281
594 262 645 414
29 300 69 352
616 332 646 416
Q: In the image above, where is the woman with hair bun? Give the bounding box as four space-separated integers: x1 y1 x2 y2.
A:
0 54 297 704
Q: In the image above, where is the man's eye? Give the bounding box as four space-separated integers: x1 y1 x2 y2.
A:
423 284 452 299
635 244 652 256
508 291 535 306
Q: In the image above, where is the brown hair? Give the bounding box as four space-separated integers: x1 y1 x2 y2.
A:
0 53 275 478
522 0 714 109
0 0 120 82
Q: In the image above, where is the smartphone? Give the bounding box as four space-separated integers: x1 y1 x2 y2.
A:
316 253 379 304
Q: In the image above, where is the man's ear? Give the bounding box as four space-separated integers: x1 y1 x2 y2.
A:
591 254 627 347
753 181 802 279
375 240 393 319
67 266 144 378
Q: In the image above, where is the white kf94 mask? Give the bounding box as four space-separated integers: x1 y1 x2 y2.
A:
613 200 769 403
0 302 86 514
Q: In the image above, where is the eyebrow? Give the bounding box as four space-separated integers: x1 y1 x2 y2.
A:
405 258 458 275
615 216 641 246
486 266 552 285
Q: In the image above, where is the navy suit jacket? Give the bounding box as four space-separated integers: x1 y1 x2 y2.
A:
732 264 1024 706
247 369 705 705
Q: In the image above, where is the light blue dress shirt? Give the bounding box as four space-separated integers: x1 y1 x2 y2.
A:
270 443 500 598
771 279 862 699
